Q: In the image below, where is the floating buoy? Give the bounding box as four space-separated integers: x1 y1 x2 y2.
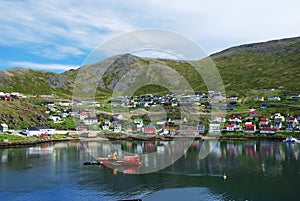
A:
223 173 227 180
113 168 118 175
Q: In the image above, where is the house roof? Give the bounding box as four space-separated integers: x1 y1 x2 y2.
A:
170 130 199 133
197 125 205 129
76 124 88 127
0 123 8 128
145 124 156 128
27 126 39 131
260 124 271 127
84 117 98 120
144 127 156 131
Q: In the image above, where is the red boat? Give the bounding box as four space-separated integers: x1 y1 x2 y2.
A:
97 153 142 167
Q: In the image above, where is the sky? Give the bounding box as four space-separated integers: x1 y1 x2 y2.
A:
0 0 300 72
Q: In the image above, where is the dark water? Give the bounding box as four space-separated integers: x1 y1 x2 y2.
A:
0 140 299 201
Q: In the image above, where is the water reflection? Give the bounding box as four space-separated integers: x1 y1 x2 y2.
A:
0 140 299 201
1 140 299 177
81 139 194 174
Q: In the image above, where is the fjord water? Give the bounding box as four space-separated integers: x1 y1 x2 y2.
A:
0 140 299 201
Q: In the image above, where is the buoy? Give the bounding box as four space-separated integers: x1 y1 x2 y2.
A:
113 168 118 175
223 173 227 180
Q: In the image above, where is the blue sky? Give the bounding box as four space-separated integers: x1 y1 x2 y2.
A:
1 0 300 72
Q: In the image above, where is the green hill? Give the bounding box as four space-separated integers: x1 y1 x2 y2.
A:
211 36 300 94
1 36 300 97
0 68 74 96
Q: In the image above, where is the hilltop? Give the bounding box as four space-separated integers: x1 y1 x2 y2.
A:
0 68 74 96
211 36 300 94
1 36 300 97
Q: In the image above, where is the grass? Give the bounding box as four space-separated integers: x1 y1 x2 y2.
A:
51 134 69 138
0 133 78 144
0 99 49 129
275 132 300 138
0 134 30 142
212 42 300 93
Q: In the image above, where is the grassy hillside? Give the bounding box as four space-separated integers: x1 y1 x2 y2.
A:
0 99 49 129
211 37 300 95
1 36 300 98
0 68 73 97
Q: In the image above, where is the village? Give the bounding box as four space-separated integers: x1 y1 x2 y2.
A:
1 90 300 138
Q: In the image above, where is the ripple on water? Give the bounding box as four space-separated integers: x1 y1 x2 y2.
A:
143 187 225 201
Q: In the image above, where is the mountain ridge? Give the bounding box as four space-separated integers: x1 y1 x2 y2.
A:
1 36 300 96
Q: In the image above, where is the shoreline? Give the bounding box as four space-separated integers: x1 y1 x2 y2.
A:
0 134 291 148
0 137 79 149
104 135 286 141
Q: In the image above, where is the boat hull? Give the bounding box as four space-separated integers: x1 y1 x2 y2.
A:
97 156 142 167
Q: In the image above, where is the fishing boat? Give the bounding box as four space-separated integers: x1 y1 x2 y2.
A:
97 152 142 167
285 136 299 143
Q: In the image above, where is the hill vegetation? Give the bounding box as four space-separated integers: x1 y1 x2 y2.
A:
1 36 300 98
0 99 48 129
211 36 300 95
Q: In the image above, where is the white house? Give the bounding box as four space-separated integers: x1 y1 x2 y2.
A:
226 123 235 132
114 124 122 132
88 102 100 107
38 127 55 135
113 114 123 120
0 123 8 133
210 116 226 123
22 126 55 136
267 96 281 101
59 101 71 106
254 96 264 101
22 127 39 136
102 119 111 130
209 124 221 133
79 112 89 120
273 113 285 122
83 117 98 125
134 118 143 125
48 115 62 123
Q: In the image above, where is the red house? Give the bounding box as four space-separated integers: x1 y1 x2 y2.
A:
76 124 88 131
143 125 156 135
244 122 256 134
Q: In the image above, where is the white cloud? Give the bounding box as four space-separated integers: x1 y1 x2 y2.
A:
30 45 85 60
0 0 136 59
1 0 300 60
9 61 79 71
